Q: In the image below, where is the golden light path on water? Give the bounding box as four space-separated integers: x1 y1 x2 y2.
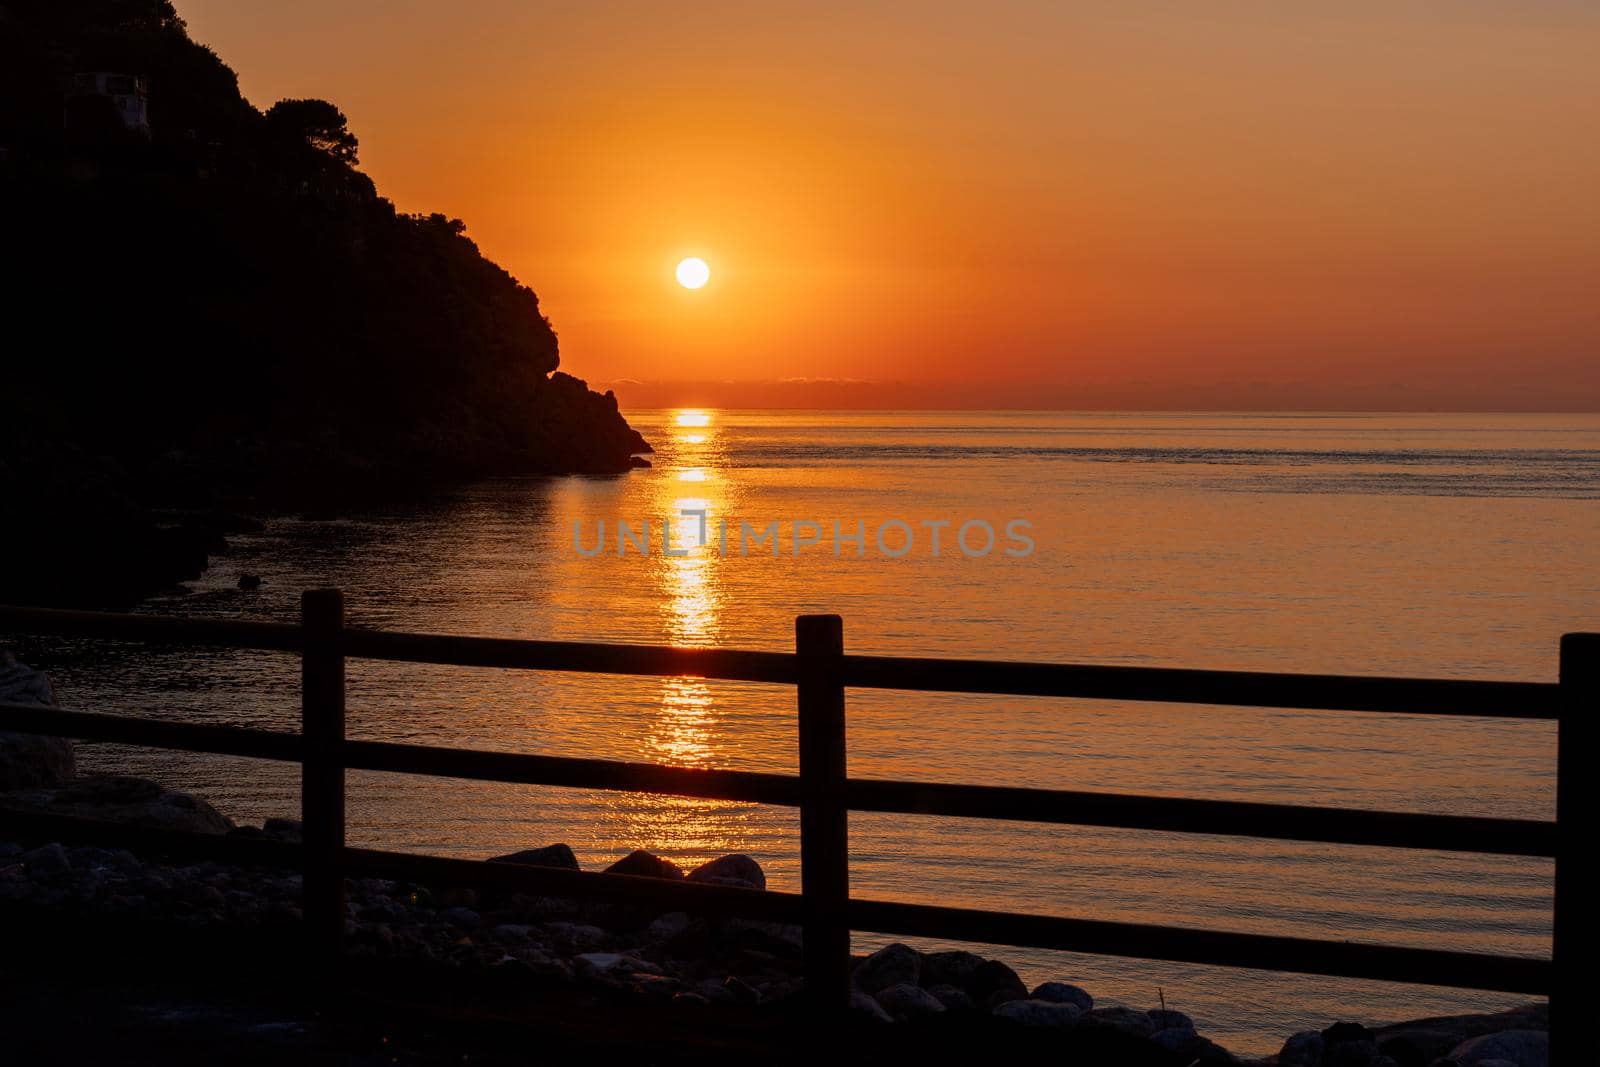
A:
609 410 742 858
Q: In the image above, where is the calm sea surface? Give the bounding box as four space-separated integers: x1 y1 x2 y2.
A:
31 411 1600 1052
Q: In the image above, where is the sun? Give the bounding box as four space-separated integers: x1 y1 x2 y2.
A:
675 257 710 290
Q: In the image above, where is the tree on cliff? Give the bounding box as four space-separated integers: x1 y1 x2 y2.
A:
264 98 359 164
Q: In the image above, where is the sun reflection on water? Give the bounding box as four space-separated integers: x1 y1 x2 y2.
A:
650 676 716 767
612 409 756 865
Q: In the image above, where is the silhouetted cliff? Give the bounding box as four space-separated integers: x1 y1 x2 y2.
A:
2 0 648 475
0 0 651 605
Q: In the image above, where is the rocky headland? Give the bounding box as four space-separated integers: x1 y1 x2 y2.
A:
1 0 652 609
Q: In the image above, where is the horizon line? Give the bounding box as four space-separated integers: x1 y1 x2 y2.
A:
595 378 1600 414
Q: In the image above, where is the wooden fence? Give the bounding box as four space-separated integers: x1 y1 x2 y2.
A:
0 592 1587 1059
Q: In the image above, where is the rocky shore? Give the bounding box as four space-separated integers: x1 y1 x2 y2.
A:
1 658 1550 1066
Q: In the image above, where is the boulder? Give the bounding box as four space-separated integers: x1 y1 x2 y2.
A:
1325 1021 1378 1048
1279 1030 1326 1067
604 850 683 879
262 818 303 842
0 652 74 790
873 983 946 1020
1376 1005 1547 1061
969 958 1028 1007
1084 1005 1158 1038
1153 1030 1238 1064
490 843 580 870
719 976 761 1005
18 841 72 874
1032 981 1094 1011
1148 1009 1194 1033
0 774 234 834
1151 1027 1191 1050
539 921 609 951
1448 1030 1548 1067
575 952 647 984
852 942 921 993
685 853 765 890
993 999 1082 1028
709 917 804 958
920 949 986 990
1327 1039 1380 1067
1381 1003 1546 1037
0 653 57 705
645 911 693 944
926 984 976 1012
849 990 893 1023
1379 1030 1458 1066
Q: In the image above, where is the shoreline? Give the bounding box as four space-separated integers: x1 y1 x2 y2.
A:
2 661 1550 1066
0 828 1549 1067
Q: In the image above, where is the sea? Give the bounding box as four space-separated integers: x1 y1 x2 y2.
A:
27 411 1600 1053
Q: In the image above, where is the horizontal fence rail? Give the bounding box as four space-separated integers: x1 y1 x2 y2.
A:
0 700 1554 858
2 604 1563 714
842 778 1558 857
342 738 804 807
0 597 1585 1061
0 701 306 762
838 653 1565 718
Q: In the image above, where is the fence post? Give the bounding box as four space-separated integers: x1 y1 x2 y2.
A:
796 614 850 1018
302 588 346 966
1555 634 1595 1065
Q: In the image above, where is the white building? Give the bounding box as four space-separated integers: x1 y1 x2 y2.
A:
70 72 150 133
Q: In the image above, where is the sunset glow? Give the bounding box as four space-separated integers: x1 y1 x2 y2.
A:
178 1 1600 409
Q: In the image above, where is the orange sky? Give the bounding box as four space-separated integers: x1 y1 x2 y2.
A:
181 1 1599 409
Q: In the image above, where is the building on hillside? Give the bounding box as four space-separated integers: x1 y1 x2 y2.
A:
67 72 150 134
